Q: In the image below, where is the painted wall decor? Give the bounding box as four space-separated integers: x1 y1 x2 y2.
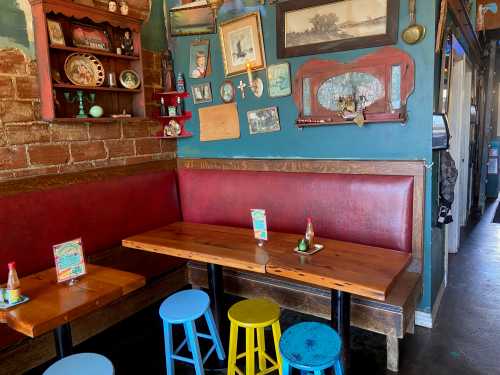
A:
219 12 266 77
247 106 280 134
169 2 216 37
47 19 65 46
71 24 111 51
189 40 210 79
119 69 141 89
267 62 291 98
293 47 414 127
220 80 236 103
276 0 399 58
64 52 105 86
192 82 212 104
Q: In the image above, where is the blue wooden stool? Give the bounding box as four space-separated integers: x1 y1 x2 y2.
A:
159 289 225 375
279 322 343 375
43 353 114 375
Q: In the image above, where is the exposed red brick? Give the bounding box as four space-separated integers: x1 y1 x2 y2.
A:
148 122 163 137
143 69 161 87
12 166 59 179
142 49 156 69
93 158 127 169
27 60 38 76
123 122 149 138
16 76 39 99
59 162 94 174
125 155 154 165
0 49 27 75
33 101 41 121
71 141 106 162
51 124 88 141
0 100 34 123
0 77 14 98
0 146 27 170
89 123 121 140
106 139 134 158
135 138 161 155
161 139 177 153
29 144 69 166
6 123 51 145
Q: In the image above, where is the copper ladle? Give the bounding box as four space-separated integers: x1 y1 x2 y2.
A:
402 0 426 44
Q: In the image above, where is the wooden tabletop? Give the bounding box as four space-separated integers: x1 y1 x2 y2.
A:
123 222 411 301
0 264 145 338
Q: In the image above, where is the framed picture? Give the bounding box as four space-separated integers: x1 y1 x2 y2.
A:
71 23 111 51
247 107 280 134
53 238 86 283
267 63 291 98
47 20 66 46
192 82 212 104
219 12 266 77
169 2 216 37
276 0 399 58
189 40 210 79
220 81 236 103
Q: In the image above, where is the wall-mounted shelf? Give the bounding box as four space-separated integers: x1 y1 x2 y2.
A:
50 45 140 60
152 90 191 138
52 116 147 124
53 83 141 93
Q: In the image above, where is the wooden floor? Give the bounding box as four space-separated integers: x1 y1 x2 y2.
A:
28 199 500 374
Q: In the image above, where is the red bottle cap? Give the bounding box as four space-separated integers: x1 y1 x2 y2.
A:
8 262 16 270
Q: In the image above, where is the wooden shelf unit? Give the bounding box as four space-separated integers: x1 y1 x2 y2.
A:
29 0 146 122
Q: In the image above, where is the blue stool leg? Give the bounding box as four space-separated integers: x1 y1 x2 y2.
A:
282 358 290 375
184 321 205 375
334 360 344 375
313 371 322 375
163 321 175 375
204 309 226 360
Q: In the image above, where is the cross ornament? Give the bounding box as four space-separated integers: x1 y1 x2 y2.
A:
237 80 247 99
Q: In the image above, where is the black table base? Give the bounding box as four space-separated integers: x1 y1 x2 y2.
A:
54 323 73 359
331 290 351 374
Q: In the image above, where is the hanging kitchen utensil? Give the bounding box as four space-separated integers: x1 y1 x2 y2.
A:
402 0 426 45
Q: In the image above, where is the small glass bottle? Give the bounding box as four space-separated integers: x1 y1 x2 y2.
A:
176 73 185 93
305 217 315 249
160 97 167 117
7 262 21 304
176 96 184 116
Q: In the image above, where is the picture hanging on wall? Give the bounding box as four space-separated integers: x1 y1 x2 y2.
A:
276 0 399 58
219 12 266 77
220 81 236 103
247 107 281 134
189 40 211 79
267 63 291 98
169 2 217 37
192 82 213 104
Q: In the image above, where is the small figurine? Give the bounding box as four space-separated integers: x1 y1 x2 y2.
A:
120 0 129 15
121 30 134 56
161 49 176 92
108 0 117 12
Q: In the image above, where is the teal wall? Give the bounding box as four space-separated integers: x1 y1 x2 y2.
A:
173 0 438 311
142 0 167 51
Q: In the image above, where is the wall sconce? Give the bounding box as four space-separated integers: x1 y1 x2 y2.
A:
246 62 263 98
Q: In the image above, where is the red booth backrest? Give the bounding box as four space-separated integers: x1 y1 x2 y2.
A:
178 169 414 253
0 170 181 281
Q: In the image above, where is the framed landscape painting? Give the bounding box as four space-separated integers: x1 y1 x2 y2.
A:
276 0 399 58
169 2 216 37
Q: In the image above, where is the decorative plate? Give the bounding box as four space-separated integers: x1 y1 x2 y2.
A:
119 69 141 89
64 53 105 86
165 119 181 137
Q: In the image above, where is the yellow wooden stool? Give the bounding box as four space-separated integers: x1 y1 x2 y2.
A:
227 298 282 375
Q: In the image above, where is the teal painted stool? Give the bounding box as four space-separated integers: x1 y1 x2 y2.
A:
43 353 114 375
159 289 225 375
279 322 343 375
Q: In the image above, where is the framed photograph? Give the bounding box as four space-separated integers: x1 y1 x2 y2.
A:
53 238 86 283
267 63 291 98
247 107 280 134
220 80 236 103
219 12 266 77
169 2 216 37
71 23 111 51
47 20 66 46
192 82 212 104
189 40 210 79
276 0 399 58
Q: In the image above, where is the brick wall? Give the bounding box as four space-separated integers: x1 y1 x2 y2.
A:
0 48 175 182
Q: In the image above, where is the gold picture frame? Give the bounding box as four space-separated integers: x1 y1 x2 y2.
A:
219 12 266 77
47 19 66 46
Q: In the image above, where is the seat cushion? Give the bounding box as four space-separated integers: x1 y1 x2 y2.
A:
0 325 25 351
178 169 414 252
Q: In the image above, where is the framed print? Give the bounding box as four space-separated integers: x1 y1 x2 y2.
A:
192 82 213 104
267 63 291 98
169 2 216 37
276 0 399 58
71 23 111 51
53 238 86 283
189 40 210 79
247 107 280 134
220 81 236 103
219 12 266 77
47 20 66 46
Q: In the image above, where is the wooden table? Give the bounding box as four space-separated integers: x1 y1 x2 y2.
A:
123 222 411 372
0 264 145 358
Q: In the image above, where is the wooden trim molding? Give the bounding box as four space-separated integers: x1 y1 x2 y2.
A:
0 160 176 198
178 158 425 271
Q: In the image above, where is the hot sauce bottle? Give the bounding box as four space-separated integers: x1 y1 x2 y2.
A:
7 262 21 304
305 217 315 250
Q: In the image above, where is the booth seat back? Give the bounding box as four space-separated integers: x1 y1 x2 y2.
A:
178 169 414 253
0 170 181 281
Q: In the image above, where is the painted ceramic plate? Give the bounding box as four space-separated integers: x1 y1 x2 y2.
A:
119 69 141 89
165 119 181 137
64 53 105 86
